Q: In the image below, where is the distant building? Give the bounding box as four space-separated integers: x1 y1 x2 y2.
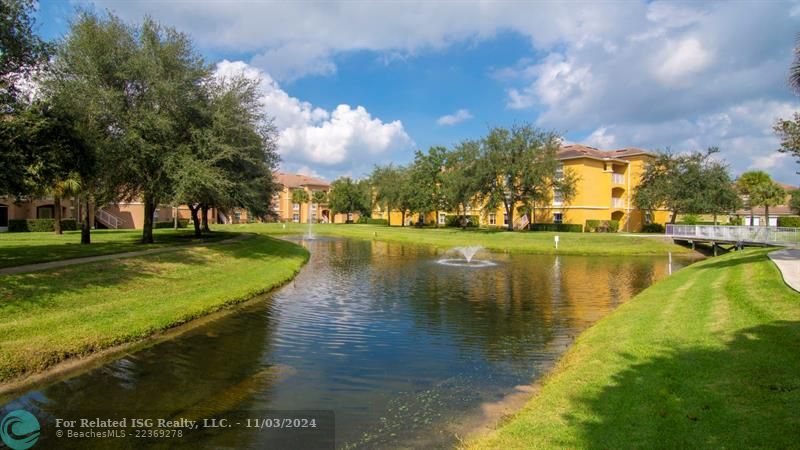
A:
735 183 797 227
271 172 356 224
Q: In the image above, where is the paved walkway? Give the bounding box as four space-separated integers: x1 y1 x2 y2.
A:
768 249 800 293
0 233 253 276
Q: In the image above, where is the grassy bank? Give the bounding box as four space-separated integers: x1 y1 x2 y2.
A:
0 229 238 269
220 223 691 256
467 248 800 449
0 235 308 383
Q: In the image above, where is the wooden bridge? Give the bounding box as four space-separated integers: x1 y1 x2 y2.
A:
665 224 800 252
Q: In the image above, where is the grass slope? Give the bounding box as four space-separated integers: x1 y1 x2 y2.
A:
221 223 690 256
0 235 308 383
467 248 800 449
0 229 238 269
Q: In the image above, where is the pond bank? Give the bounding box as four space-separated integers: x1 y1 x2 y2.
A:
465 248 800 449
0 235 308 388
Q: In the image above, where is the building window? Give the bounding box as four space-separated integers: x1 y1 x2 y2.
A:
644 212 652 224
154 209 160 221
293 203 300 211
554 212 563 224
311 203 317 211
234 211 242 221
438 212 446 225
553 190 563 206
503 213 508 225
292 213 300 222
489 214 496 225
36 205 54 219
555 163 564 181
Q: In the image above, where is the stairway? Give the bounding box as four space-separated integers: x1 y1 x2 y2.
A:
95 208 124 229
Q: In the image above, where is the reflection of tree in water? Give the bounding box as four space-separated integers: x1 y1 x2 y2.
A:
365 241 671 367
16 300 280 449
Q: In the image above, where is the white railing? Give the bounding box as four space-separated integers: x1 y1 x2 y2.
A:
612 197 625 208
96 208 123 229
612 173 625 184
665 224 800 246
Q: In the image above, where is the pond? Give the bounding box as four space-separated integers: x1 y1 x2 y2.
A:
1 237 693 449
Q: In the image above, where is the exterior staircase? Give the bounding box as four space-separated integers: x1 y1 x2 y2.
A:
96 208 124 229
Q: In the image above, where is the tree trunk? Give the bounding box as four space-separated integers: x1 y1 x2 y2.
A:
713 212 718 226
81 195 91 245
505 201 514 231
434 208 439 228
54 195 62 234
401 211 406 227
670 210 678 224
142 192 156 244
189 204 201 237
386 208 391 226
173 206 178 230
764 205 770 228
750 208 755 227
461 202 467 230
201 204 211 233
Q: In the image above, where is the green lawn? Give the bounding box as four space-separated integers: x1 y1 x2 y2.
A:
0 229 238 269
467 248 800 449
220 223 692 255
0 235 308 383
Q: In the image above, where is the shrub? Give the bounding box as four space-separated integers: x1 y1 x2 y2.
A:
778 216 800 227
357 217 388 225
729 216 743 226
584 219 620 233
445 215 478 228
154 219 189 229
680 214 699 225
7 219 77 232
641 223 665 233
531 223 583 232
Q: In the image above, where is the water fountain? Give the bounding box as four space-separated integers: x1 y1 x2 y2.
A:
437 246 496 268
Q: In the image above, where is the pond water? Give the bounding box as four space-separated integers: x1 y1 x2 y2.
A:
1 238 692 449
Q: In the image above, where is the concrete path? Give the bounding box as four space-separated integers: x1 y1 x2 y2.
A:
0 233 253 276
768 249 800 293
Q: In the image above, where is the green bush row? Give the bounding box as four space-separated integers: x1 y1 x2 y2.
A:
357 217 389 225
8 219 78 232
530 223 583 232
641 223 665 233
585 220 620 233
446 215 479 228
778 216 800 227
154 219 190 229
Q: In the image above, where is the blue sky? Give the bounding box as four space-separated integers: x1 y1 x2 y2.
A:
34 1 800 184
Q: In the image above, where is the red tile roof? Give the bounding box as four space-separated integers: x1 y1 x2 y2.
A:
274 172 330 188
557 144 651 161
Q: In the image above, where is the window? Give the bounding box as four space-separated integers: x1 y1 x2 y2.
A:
234 211 242 221
489 214 496 225
554 212 563 224
503 213 509 225
438 212 446 225
553 190 564 206
644 212 652 225
153 209 160 220
311 203 317 211
36 205 54 219
555 163 564 181
293 203 300 211
292 213 300 222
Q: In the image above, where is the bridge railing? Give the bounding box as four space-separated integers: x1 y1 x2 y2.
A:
665 224 800 246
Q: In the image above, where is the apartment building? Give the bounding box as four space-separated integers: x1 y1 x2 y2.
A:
372 144 670 232
271 172 356 224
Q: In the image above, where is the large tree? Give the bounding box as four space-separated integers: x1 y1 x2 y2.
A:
477 124 569 231
0 0 51 112
329 177 369 221
736 170 785 226
370 164 408 226
408 146 448 226
442 140 482 228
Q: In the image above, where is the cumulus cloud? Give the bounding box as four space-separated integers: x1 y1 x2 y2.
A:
214 60 413 179
436 109 473 126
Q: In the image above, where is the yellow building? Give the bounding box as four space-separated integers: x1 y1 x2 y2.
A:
271 172 356 224
371 144 669 232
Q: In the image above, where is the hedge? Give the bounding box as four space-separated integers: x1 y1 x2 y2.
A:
585 219 620 233
641 223 665 233
778 216 800 227
154 219 189 229
445 214 479 228
530 223 583 232
8 219 78 232
357 217 388 225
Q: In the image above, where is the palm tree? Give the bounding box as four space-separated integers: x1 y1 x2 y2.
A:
757 182 787 227
736 171 785 226
791 34 800 94
50 172 81 234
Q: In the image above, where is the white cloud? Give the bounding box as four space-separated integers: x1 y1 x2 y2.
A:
654 38 713 86
214 60 413 179
436 109 473 126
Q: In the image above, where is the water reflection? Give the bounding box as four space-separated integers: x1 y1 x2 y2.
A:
2 238 692 449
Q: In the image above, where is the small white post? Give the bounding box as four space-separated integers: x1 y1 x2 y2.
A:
554 235 559 250
668 251 672 276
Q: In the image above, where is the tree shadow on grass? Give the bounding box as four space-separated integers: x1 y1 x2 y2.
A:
564 321 800 448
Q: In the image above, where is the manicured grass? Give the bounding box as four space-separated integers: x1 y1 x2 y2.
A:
0 229 238 269
0 235 308 383
220 223 692 255
467 248 800 449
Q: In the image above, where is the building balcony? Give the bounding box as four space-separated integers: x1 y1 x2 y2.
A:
612 173 625 184
612 197 625 208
